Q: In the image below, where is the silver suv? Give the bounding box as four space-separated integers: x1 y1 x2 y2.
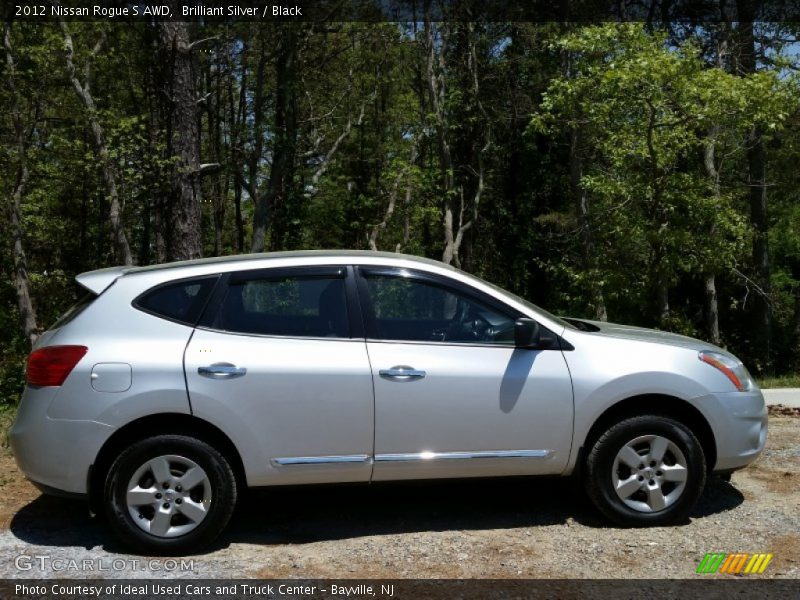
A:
11 251 767 553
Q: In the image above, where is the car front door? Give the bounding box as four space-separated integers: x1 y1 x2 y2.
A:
357 267 574 481
184 266 374 486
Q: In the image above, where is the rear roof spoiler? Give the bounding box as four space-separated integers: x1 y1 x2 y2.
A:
75 266 131 295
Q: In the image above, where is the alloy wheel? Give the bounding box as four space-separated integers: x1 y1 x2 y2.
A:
611 434 688 513
125 454 212 538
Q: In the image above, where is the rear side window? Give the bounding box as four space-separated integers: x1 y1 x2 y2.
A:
211 274 349 338
134 277 218 325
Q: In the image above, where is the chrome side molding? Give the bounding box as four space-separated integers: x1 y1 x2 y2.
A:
271 449 551 467
271 454 371 467
375 449 551 462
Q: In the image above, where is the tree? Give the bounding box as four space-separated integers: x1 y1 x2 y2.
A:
532 24 791 336
55 15 134 265
3 22 39 346
158 21 205 261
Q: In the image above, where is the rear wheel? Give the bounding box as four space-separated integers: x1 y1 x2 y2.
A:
104 434 237 554
585 415 706 526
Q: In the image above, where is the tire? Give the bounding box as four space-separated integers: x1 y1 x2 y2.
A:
103 434 237 554
584 415 706 526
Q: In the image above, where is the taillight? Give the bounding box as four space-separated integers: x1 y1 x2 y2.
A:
26 345 88 387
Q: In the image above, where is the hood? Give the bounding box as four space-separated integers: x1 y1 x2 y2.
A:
564 318 728 354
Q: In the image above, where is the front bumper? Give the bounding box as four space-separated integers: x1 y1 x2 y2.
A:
10 386 114 495
694 389 768 472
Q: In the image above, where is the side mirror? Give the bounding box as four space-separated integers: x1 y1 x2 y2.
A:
514 318 541 348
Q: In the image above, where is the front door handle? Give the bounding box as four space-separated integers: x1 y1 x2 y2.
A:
379 366 426 381
198 363 247 379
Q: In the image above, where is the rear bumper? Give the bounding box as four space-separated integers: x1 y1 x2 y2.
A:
10 386 114 495
694 389 768 472
28 478 88 500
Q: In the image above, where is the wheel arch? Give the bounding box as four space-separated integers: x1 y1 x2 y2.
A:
580 394 717 473
88 413 246 513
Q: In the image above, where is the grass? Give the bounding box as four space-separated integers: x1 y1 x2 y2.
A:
757 375 800 389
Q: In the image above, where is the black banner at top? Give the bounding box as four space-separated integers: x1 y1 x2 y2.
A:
4 0 800 23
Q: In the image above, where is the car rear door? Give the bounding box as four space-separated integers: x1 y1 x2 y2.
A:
184 266 374 486
356 267 574 481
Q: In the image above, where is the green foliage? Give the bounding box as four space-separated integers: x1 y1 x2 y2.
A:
530 24 799 358
2 20 800 405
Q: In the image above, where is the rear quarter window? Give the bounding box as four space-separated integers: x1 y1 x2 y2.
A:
134 277 218 325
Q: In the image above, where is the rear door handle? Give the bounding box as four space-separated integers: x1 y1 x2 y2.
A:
379 366 426 381
198 363 247 379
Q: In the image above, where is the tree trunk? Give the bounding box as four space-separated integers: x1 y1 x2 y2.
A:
569 126 607 321
229 42 247 253
159 21 203 261
656 275 670 327
4 23 39 346
57 21 133 266
702 132 722 345
369 144 417 251
736 1 772 371
704 273 721 345
252 28 298 253
426 21 487 268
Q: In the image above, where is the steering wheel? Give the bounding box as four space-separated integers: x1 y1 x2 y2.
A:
466 313 494 341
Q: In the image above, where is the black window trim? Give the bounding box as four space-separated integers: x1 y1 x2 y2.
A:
354 265 540 348
132 274 221 327
196 265 364 341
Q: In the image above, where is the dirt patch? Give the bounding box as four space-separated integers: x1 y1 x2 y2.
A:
0 452 38 529
768 404 800 417
769 534 800 575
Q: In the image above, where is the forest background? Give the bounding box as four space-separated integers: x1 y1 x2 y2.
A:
3 2 800 406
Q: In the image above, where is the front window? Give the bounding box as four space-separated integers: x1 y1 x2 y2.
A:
362 273 515 344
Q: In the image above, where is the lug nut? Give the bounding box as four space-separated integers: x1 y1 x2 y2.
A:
175 485 182 492
155 493 162 499
176 498 183 504
638 476 644 481
162 482 170 489
650 461 656 467
639 464 645 470
649 480 655 485
656 471 663 476
163 502 170 509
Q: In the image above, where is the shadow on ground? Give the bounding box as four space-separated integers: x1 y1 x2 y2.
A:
8 476 743 553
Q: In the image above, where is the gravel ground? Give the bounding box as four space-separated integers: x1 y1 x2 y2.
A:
0 413 797 580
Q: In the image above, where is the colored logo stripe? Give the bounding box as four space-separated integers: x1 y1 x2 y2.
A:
697 553 773 574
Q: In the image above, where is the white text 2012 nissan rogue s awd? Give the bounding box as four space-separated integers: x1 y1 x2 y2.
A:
11 251 767 553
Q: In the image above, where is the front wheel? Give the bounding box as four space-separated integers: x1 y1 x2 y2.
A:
104 434 237 554
585 415 706 526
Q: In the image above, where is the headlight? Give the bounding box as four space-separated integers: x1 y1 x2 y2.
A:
698 351 754 392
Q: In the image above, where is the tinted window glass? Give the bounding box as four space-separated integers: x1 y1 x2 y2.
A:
135 277 217 325
363 275 515 344
214 276 349 338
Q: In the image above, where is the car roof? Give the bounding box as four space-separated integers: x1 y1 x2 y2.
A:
75 250 458 295
127 250 454 274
